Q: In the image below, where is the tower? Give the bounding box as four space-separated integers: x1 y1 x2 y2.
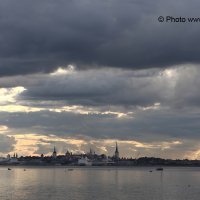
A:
115 142 119 159
52 146 57 159
89 148 93 155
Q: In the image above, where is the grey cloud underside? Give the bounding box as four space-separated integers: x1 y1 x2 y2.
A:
1 0 200 76
0 135 16 153
1 108 200 142
16 66 200 108
21 69 165 107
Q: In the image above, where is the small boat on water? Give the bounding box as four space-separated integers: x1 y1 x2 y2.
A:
156 167 163 171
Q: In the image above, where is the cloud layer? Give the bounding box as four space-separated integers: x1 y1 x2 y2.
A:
1 0 200 76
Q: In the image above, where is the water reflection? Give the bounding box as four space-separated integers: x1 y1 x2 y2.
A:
1 167 200 200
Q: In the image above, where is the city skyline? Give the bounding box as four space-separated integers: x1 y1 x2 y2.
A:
1 142 121 158
2 142 200 167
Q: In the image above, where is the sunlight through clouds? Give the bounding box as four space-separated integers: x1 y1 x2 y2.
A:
50 65 75 76
0 87 25 104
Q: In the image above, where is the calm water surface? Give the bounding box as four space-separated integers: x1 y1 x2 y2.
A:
0 166 200 200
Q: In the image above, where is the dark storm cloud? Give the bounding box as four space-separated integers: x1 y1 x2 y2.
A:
1 0 200 76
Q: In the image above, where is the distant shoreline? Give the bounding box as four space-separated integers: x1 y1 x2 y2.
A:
1 165 200 168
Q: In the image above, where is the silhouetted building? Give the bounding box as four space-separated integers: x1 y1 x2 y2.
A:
114 142 119 159
52 146 57 159
90 148 93 155
65 150 71 158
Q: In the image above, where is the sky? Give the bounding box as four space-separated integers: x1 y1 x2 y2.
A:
1 0 200 159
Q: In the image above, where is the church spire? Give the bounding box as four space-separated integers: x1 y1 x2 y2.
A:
115 142 119 159
115 142 118 153
52 146 57 159
90 148 92 155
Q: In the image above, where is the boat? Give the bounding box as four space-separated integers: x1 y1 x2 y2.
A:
156 167 163 171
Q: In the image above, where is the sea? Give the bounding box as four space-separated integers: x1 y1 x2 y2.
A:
0 166 200 200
